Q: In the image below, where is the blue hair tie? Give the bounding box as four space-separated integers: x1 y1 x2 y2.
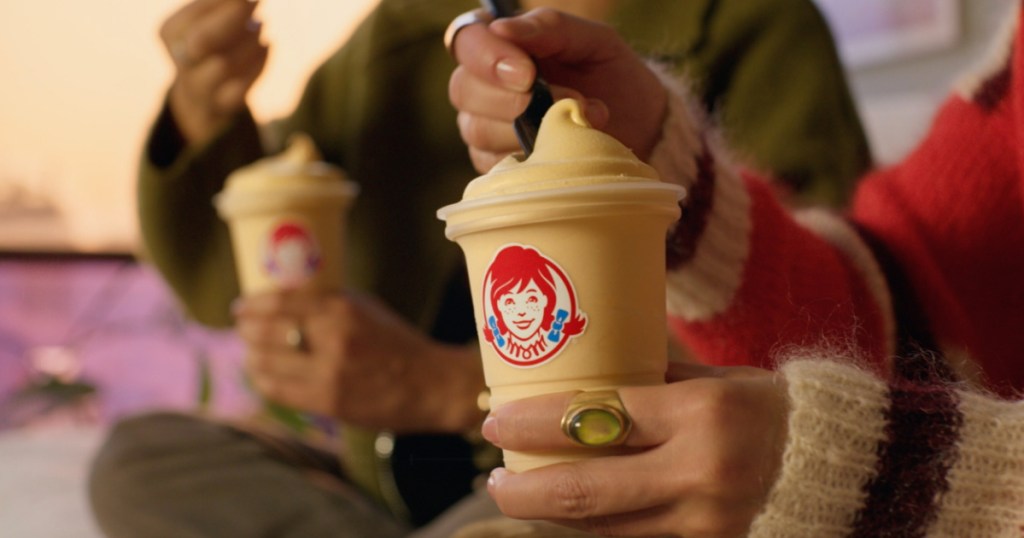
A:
547 309 568 342
488 316 506 347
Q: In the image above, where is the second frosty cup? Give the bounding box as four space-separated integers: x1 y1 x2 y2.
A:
437 99 685 471
214 134 358 296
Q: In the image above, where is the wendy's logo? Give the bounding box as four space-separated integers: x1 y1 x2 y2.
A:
481 244 587 367
263 220 321 287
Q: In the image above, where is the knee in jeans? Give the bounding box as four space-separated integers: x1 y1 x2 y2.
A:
87 412 225 519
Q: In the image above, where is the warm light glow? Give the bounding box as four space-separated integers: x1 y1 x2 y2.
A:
0 0 379 254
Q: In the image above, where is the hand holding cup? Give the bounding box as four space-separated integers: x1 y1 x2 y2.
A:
233 289 486 433
482 364 788 538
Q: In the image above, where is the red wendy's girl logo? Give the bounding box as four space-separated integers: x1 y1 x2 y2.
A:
263 220 321 287
481 244 587 367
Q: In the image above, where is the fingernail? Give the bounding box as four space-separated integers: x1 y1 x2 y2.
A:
488 467 508 488
481 415 500 446
496 59 533 92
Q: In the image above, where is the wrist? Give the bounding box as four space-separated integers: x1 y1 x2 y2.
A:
416 343 487 433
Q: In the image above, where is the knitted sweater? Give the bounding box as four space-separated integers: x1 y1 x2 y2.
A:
652 5 1024 536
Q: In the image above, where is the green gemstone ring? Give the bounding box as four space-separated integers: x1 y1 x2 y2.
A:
560 390 633 448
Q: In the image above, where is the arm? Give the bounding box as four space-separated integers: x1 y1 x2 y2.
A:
138 6 370 327
139 0 268 327
650 77 893 371
137 104 261 328
657 15 1024 387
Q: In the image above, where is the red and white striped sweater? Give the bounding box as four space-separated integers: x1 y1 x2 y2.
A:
652 5 1024 536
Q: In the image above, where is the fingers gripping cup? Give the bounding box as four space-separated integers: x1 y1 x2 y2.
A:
437 99 685 471
214 134 358 295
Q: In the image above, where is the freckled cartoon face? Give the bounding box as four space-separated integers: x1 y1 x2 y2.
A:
482 244 588 367
497 279 549 341
264 220 320 288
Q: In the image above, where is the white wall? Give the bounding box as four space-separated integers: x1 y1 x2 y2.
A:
837 1 1018 164
0 0 378 253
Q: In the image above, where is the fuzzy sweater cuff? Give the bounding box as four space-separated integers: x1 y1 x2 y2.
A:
751 358 1024 537
647 65 752 322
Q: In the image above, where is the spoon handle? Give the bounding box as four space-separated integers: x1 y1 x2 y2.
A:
480 0 555 156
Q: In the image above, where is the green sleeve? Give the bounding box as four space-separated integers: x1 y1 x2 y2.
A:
617 0 873 207
137 103 263 327
702 0 873 205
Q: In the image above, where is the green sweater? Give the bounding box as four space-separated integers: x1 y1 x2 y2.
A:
138 0 870 526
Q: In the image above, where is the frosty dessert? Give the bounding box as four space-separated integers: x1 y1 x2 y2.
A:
438 99 685 470
214 133 358 295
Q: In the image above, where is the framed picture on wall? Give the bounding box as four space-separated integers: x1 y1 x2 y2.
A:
813 0 961 68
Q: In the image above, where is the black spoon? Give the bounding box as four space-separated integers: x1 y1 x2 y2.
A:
481 0 555 157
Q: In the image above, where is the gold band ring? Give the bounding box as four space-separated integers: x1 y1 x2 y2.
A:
560 390 633 448
285 323 309 352
443 8 495 58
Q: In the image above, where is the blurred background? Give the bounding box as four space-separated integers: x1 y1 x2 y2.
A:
0 0 377 252
0 1 376 536
0 0 1015 535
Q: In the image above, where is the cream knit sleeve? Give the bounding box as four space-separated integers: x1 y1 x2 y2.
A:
749 359 1024 537
646 64 753 323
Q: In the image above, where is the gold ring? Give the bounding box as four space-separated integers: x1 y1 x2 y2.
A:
285 323 308 352
443 8 494 59
560 390 632 447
